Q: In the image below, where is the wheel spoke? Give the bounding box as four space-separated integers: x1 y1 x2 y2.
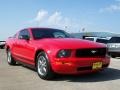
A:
38 55 47 76
43 67 47 72
7 51 11 63
41 67 46 75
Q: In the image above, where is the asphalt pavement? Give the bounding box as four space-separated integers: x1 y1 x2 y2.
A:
0 49 120 90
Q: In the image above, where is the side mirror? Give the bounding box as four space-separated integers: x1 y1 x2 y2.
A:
19 35 30 40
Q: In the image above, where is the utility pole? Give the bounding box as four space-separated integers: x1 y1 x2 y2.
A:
82 28 85 32
82 27 86 39
64 26 68 31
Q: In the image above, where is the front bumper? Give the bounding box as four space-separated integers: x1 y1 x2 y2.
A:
51 57 110 74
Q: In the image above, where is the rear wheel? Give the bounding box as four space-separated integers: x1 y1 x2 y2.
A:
36 52 54 80
0 46 4 49
111 55 116 58
7 49 16 65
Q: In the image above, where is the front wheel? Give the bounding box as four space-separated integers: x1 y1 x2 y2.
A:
7 49 16 65
36 52 54 80
111 55 116 58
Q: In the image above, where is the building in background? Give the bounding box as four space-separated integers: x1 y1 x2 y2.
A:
71 32 120 39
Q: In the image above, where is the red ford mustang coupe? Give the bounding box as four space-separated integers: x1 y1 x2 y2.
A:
5 28 110 80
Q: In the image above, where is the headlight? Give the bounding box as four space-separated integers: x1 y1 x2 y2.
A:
57 49 71 58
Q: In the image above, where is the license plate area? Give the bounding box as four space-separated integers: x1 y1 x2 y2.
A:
92 62 102 70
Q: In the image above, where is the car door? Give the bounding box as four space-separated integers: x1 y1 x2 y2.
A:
16 29 35 65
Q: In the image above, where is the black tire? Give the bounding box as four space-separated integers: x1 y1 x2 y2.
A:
0 46 3 49
111 55 116 58
36 52 54 80
7 49 16 65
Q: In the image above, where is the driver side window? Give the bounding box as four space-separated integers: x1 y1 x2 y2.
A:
18 29 30 39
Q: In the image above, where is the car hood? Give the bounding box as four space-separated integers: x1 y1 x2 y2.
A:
33 38 106 49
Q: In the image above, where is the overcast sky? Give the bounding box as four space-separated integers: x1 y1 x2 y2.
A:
0 0 120 40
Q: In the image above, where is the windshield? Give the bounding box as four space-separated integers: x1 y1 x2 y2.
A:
96 39 108 44
108 37 120 43
31 28 71 39
85 38 94 41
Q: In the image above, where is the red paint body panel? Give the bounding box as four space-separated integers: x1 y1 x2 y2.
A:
51 57 110 74
5 28 110 74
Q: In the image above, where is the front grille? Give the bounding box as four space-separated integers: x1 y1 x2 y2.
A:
76 48 106 57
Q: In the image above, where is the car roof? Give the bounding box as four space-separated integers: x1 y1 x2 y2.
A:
28 27 61 30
